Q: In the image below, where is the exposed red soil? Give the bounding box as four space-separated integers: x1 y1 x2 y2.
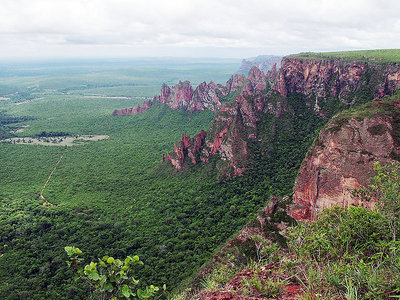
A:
198 263 302 300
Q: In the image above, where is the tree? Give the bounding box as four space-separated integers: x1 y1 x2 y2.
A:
65 246 163 299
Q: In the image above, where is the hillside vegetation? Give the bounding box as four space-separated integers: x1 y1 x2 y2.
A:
290 49 400 63
2 52 400 299
0 57 327 299
1 61 259 299
176 95 400 299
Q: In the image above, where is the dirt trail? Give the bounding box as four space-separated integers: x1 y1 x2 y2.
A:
39 154 64 205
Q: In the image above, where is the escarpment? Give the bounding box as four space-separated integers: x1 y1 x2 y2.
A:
112 58 281 116
273 57 400 116
237 55 283 75
164 66 286 177
112 100 153 116
165 55 400 178
112 80 229 116
290 98 400 220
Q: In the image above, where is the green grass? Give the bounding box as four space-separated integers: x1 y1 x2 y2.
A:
289 49 400 63
327 92 400 128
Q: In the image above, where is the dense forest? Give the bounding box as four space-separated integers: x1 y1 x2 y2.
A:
1 52 400 299
0 57 328 298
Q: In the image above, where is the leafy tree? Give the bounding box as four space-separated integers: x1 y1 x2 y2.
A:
65 246 162 299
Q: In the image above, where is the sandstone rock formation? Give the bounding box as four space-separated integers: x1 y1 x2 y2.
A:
164 67 285 176
111 100 153 116
226 73 247 93
158 80 194 110
290 98 400 220
166 131 207 170
114 80 229 116
237 55 282 75
113 56 284 116
165 56 400 178
189 81 227 112
273 58 400 116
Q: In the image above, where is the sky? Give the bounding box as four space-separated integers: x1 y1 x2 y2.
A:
0 0 399 59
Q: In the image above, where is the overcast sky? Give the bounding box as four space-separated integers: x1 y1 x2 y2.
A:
0 0 399 59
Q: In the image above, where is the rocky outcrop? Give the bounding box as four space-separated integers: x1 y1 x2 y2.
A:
160 80 194 110
273 57 400 116
165 67 286 176
247 66 268 91
111 100 153 116
156 83 171 104
114 80 230 116
114 57 281 117
164 55 400 177
189 81 227 112
237 55 282 75
226 74 247 93
166 131 207 170
154 80 229 112
290 98 400 220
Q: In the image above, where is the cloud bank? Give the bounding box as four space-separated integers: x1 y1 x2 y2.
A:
0 0 399 58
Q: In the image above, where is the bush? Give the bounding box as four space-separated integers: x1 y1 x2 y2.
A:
65 246 162 299
288 206 390 262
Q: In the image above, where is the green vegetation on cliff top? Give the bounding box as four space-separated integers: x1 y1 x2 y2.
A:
289 49 400 63
328 91 400 126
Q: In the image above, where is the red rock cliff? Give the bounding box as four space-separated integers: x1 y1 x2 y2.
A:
164 56 400 179
166 131 207 170
113 80 228 116
165 67 286 176
273 58 400 115
112 99 153 116
189 81 227 112
290 98 400 220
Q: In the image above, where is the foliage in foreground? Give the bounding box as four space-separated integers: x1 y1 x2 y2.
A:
65 246 162 299
288 205 400 299
175 162 400 299
288 162 400 299
182 205 400 299
369 161 400 244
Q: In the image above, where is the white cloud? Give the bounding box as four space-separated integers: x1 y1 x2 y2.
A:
0 0 399 58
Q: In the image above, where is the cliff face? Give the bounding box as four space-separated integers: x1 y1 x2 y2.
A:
114 80 229 116
113 57 283 116
158 80 195 110
189 81 227 112
237 55 282 75
290 98 400 220
164 66 286 176
165 56 400 178
112 56 284 117
164 130 207 170
273 58 400 116
112 100 153 116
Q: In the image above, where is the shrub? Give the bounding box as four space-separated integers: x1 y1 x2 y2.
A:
288 206 390 262
65 246 162 299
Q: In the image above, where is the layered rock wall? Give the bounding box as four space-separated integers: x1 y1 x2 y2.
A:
114 80 228 116
238 55 282 75
273 58 400 114
112 100 153 116
290 99 400 220
164 67 286 176
113 57 282 116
